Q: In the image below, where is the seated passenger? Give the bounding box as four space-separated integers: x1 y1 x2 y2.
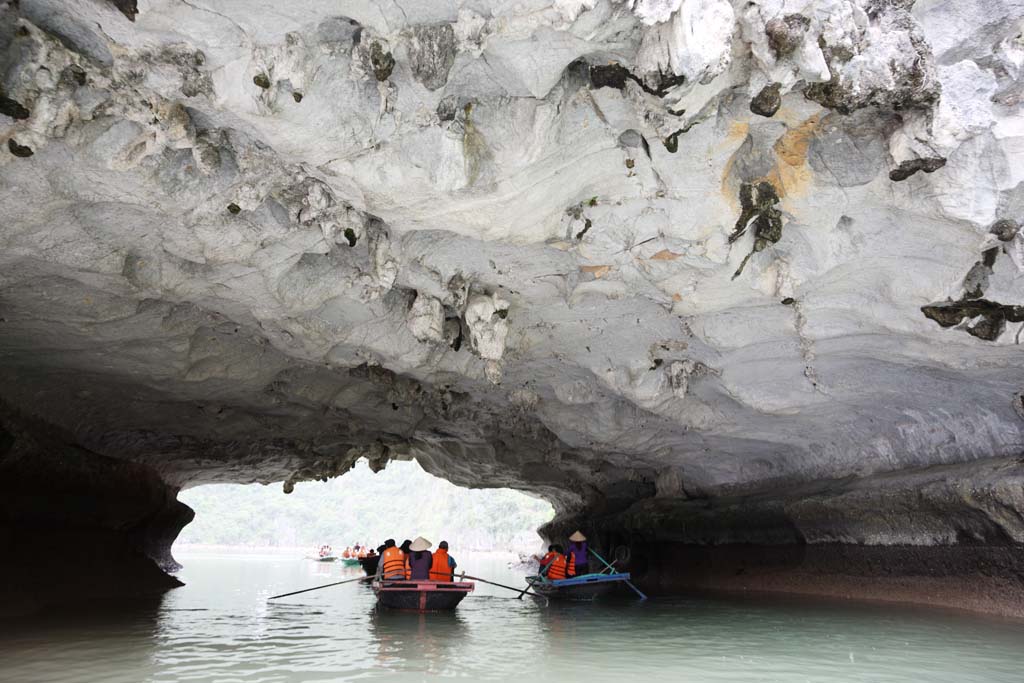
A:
407 537 434 580
380 539 406 579
429 540 457 581
399 539 413 578
545 544 575 581
567 531 589 576
535 545 557 575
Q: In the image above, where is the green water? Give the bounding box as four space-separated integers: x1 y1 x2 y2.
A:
3 552 1023 682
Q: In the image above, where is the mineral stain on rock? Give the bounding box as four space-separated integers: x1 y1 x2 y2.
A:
729 181 784 279
108 0 138 21
588 62 685 98
990 218 1019 242
0 93 30 120
921 300 1024 341
407 24 456 91
369 42 395 82
7 138 33 157
889 157 946 181
922 230 1024 340
253 73 271 90
766 14 810 57
750 83 782 118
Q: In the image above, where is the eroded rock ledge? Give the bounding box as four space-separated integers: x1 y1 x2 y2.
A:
2 0 1024 615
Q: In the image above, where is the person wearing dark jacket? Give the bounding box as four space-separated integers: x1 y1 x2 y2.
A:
567 531 589 576
407 537 433 580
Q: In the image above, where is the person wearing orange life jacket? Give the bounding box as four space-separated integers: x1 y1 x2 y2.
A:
535 545 557 575
429 540 457 582
544 544 575 581
379 539 406 579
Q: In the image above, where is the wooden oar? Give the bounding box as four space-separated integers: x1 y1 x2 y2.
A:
267 575 371 600
458 572 547 601
514 575 538 600
589 548 648 600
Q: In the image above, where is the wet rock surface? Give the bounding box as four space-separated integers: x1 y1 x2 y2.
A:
1 0 1024 615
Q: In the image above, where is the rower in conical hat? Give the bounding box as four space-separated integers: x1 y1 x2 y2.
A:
407 537 434 580
567 531 588 576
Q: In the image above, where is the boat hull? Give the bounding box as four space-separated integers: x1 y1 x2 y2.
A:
314 556 337 563
341 558 361 567
359 555 380 576
529 572 633 601
373 579 474 612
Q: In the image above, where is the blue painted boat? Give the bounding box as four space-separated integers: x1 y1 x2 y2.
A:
527 572 638 601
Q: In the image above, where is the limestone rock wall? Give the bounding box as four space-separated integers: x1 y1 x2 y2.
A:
1 0 1024 612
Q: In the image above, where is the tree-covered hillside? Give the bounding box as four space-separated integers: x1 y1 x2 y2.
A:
176 459 554 553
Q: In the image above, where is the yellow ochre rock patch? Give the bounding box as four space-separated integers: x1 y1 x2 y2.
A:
766 113 820 199
720 113 821 207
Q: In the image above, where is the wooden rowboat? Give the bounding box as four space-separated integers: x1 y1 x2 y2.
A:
372 579 474 611
359 555 380 576
313 555 337 562
526 572 636 601
341 558 361 567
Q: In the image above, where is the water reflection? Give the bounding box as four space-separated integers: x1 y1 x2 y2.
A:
2 553 1024 683
368 608 470 676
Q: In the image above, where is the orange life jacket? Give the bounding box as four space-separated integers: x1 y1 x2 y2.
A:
546 552 575 580
381 546 406 579
429 548 453 582
538 551 556 572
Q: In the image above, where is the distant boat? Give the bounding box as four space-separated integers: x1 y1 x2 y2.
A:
341 557 361 567
372 578 474 611
313 555 337 563
526 572 637 601
359 555 380 576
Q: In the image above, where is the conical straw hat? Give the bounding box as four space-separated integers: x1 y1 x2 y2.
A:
409 536 432 552
569 531 586 542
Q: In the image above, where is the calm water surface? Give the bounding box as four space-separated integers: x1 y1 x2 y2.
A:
3 551 1024 682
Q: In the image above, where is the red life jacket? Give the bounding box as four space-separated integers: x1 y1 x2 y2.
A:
430 548 453 582
546 553 575 580
381 546 406 579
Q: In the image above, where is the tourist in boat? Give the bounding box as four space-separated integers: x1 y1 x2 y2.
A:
399 539 413 578
380 539 406 579
407 537 434 580
545 544 574 580
567 531 589 576
429 540 457 581
535 545 557 575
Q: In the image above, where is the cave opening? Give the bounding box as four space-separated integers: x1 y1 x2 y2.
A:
173 458 555 558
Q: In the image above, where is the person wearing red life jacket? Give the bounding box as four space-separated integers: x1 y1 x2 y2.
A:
544 544 575 581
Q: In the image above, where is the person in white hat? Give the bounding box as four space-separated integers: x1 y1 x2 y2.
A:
407 537 434 580
567 531 588 576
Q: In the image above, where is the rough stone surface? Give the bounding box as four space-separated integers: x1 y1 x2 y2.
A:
750 82 781 117
2 0 1024 615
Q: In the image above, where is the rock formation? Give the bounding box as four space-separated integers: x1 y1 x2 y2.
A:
2 0 1024 616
